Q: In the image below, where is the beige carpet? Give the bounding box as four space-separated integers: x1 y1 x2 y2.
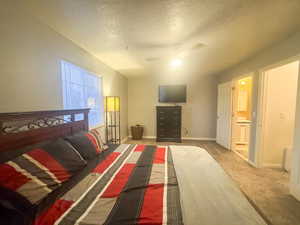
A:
125 139 300 225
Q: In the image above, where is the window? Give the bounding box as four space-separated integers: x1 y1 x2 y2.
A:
61 60 104 128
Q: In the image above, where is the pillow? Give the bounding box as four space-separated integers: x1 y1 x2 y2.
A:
93 126 107 143
90 128 109 151
0 139 87 210
65 131 103 160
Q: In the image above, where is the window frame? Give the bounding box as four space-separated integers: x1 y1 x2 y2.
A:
60 60 104 129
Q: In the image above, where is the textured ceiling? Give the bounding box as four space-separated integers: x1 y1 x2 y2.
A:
21 0 300 77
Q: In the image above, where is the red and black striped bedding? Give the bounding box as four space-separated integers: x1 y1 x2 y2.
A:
34 144 183 225
0 133 110 225
0 139 87 215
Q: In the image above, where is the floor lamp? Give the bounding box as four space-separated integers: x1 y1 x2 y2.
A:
105 96 120 144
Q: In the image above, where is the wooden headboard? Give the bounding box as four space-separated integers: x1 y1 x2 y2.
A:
0 109 90 153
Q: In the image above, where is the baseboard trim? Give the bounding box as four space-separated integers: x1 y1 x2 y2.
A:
247 160 258 168
182 137 216 141
262 163 283 169
127 136 216 141
233 150 249 162
121 136 128 143
128 136 156 139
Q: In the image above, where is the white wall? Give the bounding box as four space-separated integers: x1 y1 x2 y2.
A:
128 73 218 139
0 1 128 139
263 61 299 167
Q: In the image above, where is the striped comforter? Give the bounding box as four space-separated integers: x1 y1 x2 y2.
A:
34 144 183 225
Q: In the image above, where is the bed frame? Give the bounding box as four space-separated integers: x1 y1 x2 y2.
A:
0 109 90 153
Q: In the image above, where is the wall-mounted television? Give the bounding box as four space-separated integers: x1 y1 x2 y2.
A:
159 85 187 103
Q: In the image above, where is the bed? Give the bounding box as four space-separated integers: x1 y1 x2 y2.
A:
0 109 269 225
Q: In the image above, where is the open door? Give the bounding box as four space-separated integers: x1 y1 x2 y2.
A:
216 82 232 149
231 76 253 160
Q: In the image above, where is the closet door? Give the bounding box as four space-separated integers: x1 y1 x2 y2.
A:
216 82 232 149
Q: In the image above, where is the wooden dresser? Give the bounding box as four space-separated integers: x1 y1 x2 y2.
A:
156 106 181 142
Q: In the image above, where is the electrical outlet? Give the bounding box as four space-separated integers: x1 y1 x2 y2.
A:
183 127 189 136
280 113 286 120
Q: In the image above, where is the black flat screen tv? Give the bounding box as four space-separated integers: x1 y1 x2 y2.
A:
159 85 187 103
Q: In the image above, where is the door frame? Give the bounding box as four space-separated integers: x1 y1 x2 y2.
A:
230 73 255 162
255 55 300 168
291 59 300 201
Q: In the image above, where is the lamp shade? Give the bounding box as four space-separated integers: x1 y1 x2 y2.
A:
105 96 120 112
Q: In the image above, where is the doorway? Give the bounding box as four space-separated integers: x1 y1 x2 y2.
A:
258 61 299 169
231 76 253 160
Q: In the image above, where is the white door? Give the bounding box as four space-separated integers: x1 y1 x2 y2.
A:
217 82 232 149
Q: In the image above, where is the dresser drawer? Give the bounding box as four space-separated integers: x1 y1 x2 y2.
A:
158 120 179 127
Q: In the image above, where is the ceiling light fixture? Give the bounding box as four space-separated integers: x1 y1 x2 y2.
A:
170 58 183 68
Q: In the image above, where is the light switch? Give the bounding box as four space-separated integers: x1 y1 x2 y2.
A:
280 113 286 119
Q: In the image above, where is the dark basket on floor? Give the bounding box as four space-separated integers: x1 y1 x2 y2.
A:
131 125 144 140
